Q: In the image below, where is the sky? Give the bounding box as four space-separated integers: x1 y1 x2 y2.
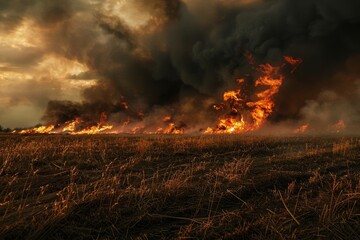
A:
0 0 359 129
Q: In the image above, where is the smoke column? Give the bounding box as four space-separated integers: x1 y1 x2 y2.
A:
1 0 359 132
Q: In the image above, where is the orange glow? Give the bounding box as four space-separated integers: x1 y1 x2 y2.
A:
213 104 224 110
15 56 301 135
284 56 303 73
72 125 113 135
205 59 291 134
294 124 309 134
332 120 346 133
163 116 172 122
223 89 241 102
62 118 80 132
163 123 184 134
205 116 245 134
19 125 55 134
284 56 303 65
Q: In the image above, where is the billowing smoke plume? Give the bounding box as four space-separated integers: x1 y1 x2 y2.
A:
1 0 360 132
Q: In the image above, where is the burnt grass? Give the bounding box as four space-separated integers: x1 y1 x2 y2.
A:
0 134 360 239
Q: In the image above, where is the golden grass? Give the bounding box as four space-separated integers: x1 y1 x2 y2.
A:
0 134 359 239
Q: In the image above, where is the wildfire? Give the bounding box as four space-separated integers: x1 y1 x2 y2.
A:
14 55 302 135
62 118 80 132
205 59 292 134
73 125 113 135
19 125 55 134
162 123 184 134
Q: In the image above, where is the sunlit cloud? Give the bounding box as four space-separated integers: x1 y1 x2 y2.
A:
0 18 43 50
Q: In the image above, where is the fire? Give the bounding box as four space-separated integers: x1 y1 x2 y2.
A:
284 56 303 73
205 117 245 134
62 118 80 132
247 64 283 129
223 89 241 102
162 123 184 134
163 116 172 122
73 125 113 135
19 125 55 134
14 55 301 135
206 59 290 134
294 124 309 134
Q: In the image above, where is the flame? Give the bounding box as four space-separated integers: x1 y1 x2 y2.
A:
131 126 144 134
284 56 303 65
205 116 245 134
294 124 309 134
14 56 301 135
162 123 184 134
151 116 184 134
223 89 242 102
62 118 80 132
19 125 55 134
213 104 224 111
206 60 288 134
163 116 172 122
72 125 113 135
284 56 303 73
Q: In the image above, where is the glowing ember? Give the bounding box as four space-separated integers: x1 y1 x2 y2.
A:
284 56 303 66
119 96 129 110
163 116 172 122
284 56 303 73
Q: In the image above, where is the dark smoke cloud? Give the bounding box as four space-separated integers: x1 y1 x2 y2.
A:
1 0 360 130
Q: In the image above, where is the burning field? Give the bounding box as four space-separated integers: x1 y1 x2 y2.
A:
1 0 360 239
14 55 303 135
0 0 359 135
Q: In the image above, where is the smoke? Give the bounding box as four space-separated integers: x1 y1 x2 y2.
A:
298 81 360 133
1 0 359 131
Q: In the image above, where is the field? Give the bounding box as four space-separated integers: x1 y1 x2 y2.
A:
1 134 360 239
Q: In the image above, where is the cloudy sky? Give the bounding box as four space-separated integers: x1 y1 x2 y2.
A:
0 0 359 129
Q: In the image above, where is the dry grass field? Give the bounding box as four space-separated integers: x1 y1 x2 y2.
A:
0 134 360 239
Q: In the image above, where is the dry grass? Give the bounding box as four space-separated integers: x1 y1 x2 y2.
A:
0 134 359 239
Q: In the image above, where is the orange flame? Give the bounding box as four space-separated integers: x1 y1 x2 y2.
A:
163 116 172 122
294 124 309 134
62 118 80 132
19 125 55 134
206 60 290 134
15 56 301 135
284 56 303 73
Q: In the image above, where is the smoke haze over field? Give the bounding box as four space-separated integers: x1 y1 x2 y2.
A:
0 0 359 132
